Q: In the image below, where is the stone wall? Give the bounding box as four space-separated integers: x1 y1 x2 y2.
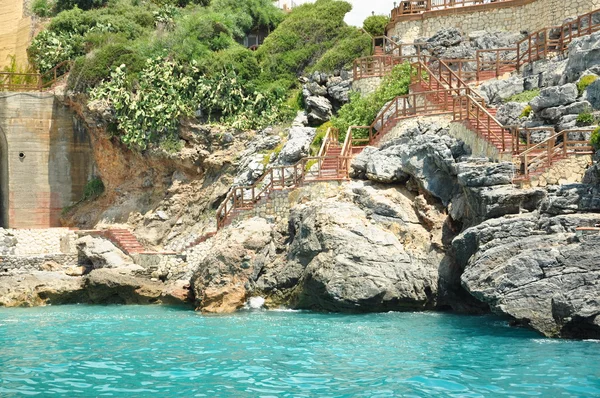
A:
389 0 600 42
0 93 95 228
450 122 513 161
528 154 593 187
0 0 34 70
0 227 78 273
352 77 382 97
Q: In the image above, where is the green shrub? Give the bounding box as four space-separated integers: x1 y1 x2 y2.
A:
505 89 540 103
83 177 104 200
576 111 596 126
67 43 145 92
591 126 600 150
311 27 371 72
28 30 84 72
256 0 353 83
362 15 389 37
520 105 532 118
55 0 107 12
331 62 413 136
577 74 598 95
32 0 53 17
311 121 332 154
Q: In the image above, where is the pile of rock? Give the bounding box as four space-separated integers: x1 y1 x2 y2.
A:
300 71 352 125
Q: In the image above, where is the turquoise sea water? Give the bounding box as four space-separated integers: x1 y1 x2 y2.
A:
0 306 599 397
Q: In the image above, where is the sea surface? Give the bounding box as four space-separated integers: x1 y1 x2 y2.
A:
0 305 599 397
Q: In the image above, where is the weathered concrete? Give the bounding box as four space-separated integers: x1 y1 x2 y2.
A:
0 0 33 70
0 92 95 228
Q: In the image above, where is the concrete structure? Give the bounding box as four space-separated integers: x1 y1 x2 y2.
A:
0 92 95 228
0 0 34 70
388 0 600 42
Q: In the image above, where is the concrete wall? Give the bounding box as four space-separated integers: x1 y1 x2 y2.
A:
0 0 33 70
450 122 512 161
389 0 600 42
0 92 95 228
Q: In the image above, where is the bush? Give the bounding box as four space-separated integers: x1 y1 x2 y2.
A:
576 111 596 126
28 30 84 72
331 62 413 137
256 0 353 83
67 43 145 92
311 27 371 72
32 0 53 17
83 177 104 200
520 105 532 118
362 15 389 37
311 121 332 154
55 0 108 12
591 126 600 150
577 74 598 95
505 89 540 103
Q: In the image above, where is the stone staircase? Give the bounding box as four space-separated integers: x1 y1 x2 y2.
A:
103 229 147 255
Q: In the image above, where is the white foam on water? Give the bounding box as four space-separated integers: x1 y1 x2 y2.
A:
246 296 266 310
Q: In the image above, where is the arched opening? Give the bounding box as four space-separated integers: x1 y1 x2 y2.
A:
0 127 9 227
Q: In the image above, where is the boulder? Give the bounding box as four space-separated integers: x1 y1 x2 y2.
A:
556 114 579 131
76 235 133 269
349 146 379 179
278 126 317 164
306 82 327 97
539 184 600 215
563 32 600 83
427 28 463 54
478 76 524 104
190 218 274 313
529 83 578 111
583 79 600 109
459 224 600 338
285 202 439 312
327 78 351 104
495 102 527 126
456 162 514 187
305 96 333 125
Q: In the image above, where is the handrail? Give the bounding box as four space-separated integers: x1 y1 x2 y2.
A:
391 0 513 20
0 60 73 92
453 94 509 152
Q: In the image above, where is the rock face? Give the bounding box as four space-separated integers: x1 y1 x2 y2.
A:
478 76 524 104
305 96 333 125
278 126 317 164
456 213 600 338
529 83 578 111
76 236 133 269
283 201 440 312
495 102 527 126
563 32 600 82
301 71 352 125
583 79 600 109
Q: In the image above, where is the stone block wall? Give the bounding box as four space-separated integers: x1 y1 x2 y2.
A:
352 77 382 97
528 154 593 187
0 227 78 273
389 0 600 42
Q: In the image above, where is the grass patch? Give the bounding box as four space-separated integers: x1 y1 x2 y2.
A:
520 105 532 118
505 89 540 103
577 75 598 95
305 159 318 172
576 111 596 127
261 142 284 166
310 121 332 155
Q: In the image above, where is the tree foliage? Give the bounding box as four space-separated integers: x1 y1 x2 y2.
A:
362 15 389 37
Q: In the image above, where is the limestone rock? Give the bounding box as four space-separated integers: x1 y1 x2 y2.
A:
495 102 527 126
305 96 333 125
76 235 133 269
189 218 273 313
0 272 85 307
278 126 317 165
583 79 600 110
539 184 600 215
284 202 439 312
529 83 578 111
478 76 524 105
456 162 514 187
458 217 600 338
563 32 600 83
